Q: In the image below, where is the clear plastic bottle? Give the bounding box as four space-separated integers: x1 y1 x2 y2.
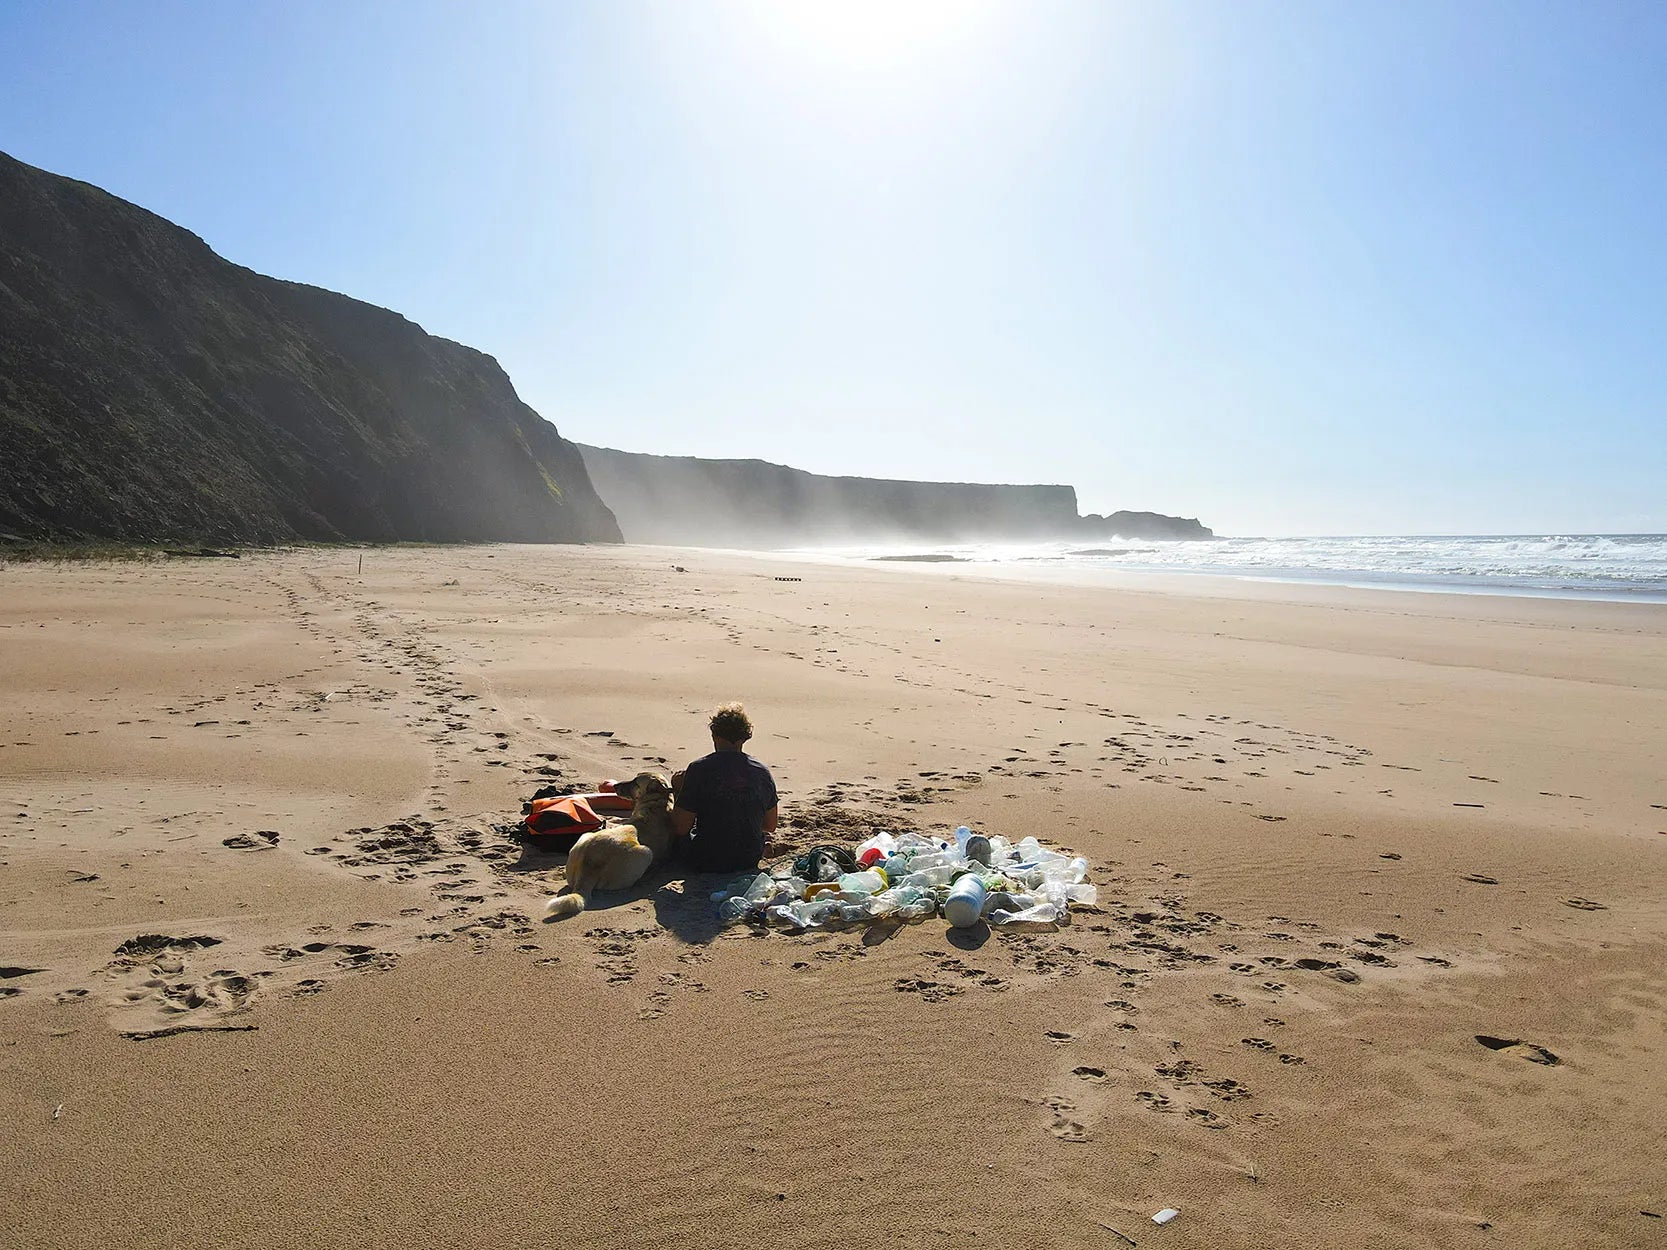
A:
988 900 1062 930
718 896 757 923
835 869 887 896
900 863 959 889
881 853 914 879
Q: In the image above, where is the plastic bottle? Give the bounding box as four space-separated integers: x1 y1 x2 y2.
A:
944 874 988 928
894 889 938 923
855 831 897 863
964 833 992 866
836 869 887 896
743 872 777 902
987 900 1062 930
905 850 959 873
718 896 757 923
881 853 914 879
900 863 959 889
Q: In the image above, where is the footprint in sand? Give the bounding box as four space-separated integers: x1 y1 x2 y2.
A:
1475 1035 1561 1065
1202 1076 1252 1101
893 977 961 1003
1186 1106 1227 1129
1072 1066 1109 1082
1242 1037 1277 1052
1211 993 1245 1007
221 831 279 851
1044 1030 1076 1043
1562 897 1607 911
1135 1090 1174 1113
1044 1096 1090 1142
1462 873 1500 885
1293 958 1360 983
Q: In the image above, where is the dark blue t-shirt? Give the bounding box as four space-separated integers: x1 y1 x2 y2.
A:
676 750 778 873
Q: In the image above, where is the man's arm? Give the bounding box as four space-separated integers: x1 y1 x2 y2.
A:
672 807 696 839
762 805 779 834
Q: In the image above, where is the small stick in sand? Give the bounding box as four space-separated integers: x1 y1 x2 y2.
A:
1095 1221 1137 1246
52 1102 63 1122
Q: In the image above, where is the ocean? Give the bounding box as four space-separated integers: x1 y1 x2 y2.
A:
802 533 1667 602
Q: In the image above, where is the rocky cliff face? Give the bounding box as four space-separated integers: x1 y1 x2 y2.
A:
0 152 620 545
577 445 1211 547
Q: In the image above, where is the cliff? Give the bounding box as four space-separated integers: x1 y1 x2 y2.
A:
0 152 620 545
576 445 1212 547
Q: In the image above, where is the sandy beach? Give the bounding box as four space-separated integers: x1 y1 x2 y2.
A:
2 542 1665 1249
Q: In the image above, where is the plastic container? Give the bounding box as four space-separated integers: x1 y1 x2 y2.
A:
855 831 897 862
964 833 992 866
718 896 757 923
905 850 957 873
857 846 886 867
881 853 914 879
900 863 959 889
836 869 887 896
987 900 1062 930
944 874 988 928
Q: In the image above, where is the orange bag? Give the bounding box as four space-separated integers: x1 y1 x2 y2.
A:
525 795 605 836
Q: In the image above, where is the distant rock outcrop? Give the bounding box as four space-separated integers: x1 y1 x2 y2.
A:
0 151 620 545
577 445 1212 547
1078 511 1213 541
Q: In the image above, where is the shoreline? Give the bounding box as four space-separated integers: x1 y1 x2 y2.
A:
12 532 1667 605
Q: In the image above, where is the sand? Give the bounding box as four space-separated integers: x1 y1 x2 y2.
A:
2 543 1665 1249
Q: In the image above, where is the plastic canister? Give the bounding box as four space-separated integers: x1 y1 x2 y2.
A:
943 874 988 928
964 833 992 866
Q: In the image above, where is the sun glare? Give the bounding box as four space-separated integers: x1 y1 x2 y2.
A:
743 0 1006 70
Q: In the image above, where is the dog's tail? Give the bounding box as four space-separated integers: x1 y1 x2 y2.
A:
544 892 585 921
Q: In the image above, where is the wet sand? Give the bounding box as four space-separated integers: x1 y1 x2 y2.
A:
2 543 1665 1249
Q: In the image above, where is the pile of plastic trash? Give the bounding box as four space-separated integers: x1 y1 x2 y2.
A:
714 827 1096 932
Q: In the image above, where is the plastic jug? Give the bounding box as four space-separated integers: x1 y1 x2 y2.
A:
944 874 988 928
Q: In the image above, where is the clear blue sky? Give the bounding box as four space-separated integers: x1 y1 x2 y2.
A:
4 1 1664 536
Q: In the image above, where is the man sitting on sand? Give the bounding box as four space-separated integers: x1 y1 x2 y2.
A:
671 703 779 873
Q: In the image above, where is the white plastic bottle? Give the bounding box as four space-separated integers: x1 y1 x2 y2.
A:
944 874 988 928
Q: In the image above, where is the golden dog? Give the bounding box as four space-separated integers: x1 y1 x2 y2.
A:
544 771 675 920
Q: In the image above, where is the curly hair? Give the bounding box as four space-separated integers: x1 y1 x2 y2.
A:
708 702 753 745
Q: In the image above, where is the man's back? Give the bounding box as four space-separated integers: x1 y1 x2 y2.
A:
676 750 778 872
